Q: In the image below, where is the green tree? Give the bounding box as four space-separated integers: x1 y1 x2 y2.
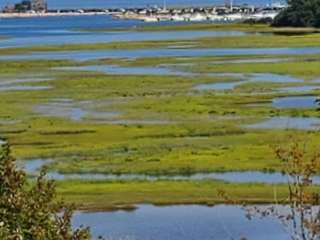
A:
0 142 91 240
273 0 320 27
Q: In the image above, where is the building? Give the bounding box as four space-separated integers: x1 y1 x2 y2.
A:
13 0 32 12
31 0 47 12
3 0 47 13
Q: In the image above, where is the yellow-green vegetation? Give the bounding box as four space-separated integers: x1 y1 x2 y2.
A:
1 27 320 210
188 59 320 78
57 180 320 210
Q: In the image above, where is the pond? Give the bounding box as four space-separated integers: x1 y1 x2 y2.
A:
72 204 290 240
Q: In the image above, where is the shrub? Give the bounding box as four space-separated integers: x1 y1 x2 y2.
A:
0 143 91 240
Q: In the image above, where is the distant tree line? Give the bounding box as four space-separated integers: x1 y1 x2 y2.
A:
273 0 320 27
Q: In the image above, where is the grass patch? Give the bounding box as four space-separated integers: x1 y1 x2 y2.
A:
57 180 320 210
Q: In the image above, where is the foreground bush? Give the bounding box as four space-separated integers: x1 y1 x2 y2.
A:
0 143 91 240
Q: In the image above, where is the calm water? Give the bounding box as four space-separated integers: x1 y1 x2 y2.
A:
272 96 318 109
195 73 303 91
3 47 320 61
72 204 290 240
22 159 320 184
245 117 320 130
0 15 253 49
1 0 274 9
34 99 119 121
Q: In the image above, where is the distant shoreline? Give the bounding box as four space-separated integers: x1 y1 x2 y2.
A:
0 3 286 20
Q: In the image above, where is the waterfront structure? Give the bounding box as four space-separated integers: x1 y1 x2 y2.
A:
31 0 47 12
2 0 47 13
1 2 286 20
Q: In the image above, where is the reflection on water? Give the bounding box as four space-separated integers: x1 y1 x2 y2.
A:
72 204 290 240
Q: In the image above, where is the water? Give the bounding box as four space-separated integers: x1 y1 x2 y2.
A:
0 14 252 50
245 117 320 130
250 73 302 83
279 85 320 93
3 47 320 61
21 158 320 184
272 96 318 109
72 204 290 240
0 85 52 91
1 27 248 49
195 73 302 91
1 0 273 9
0 76 53 91
0 77 52 85
21 158 48 173
40 171 320 184
211 58 290 64
35 99 119 122
195 81 243 90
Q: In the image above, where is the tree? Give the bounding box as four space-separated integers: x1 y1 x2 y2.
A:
248 142 320 240
0 142 91 240
272 0 320 28
219 140 320 240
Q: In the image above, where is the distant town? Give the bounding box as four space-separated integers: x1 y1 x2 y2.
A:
0 0 287 22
